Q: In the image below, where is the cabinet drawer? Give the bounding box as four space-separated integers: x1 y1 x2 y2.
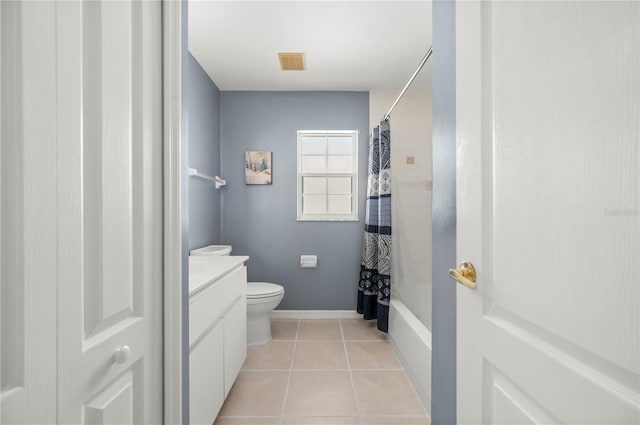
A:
189 266 247 347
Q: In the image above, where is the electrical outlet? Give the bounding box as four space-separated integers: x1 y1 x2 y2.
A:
406 156 415 165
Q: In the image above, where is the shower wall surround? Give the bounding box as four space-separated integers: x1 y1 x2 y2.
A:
369 90 433 331
220 91 369 310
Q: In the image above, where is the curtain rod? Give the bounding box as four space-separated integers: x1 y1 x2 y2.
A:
383 46 433 121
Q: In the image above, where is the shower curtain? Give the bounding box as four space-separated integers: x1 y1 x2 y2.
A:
358 120 391 332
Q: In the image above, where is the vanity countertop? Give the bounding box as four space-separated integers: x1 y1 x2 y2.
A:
189 255 249 295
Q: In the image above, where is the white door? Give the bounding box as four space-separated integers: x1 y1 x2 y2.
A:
455 1 639 424
55 0 163 423
1 2 58 423
1 1 163 424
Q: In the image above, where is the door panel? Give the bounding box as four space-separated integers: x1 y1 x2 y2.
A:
456 2 639 424
84 370 139 425
486 363 559 425
1 2 58 424
489 1 639 373
82 0 137 338
57 1 162 423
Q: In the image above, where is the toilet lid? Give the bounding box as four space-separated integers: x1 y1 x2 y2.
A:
247 282 284 299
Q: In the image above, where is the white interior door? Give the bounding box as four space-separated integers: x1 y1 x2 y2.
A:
1 1 163 423
1 2 58 423
56 1 163 423
455 2 639 424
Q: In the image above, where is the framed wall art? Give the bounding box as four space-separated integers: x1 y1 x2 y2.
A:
245 151 272 185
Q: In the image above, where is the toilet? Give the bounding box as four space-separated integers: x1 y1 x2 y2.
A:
190 245 285 345
245 282 284 345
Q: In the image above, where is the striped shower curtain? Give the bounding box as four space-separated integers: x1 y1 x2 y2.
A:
357 120 391 332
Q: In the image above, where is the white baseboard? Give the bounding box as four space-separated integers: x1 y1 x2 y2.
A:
271 310 361 319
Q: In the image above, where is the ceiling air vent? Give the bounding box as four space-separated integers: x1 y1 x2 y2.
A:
278 53 305 71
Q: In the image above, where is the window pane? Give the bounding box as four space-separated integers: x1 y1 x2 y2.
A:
327 155 353 173
328 196 352 214
327 177 351 195
303 177 327 195
301 136 327 155
303 196 327 214
302 155 327 173
327 136 353 155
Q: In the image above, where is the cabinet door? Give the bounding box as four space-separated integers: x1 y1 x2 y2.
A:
190 320 224 425
224 296 247 396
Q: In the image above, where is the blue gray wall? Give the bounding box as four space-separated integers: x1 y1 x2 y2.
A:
220 91 369 310
187 52 222 251
431 1 457 424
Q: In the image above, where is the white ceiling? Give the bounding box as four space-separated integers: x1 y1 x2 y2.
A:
188 1 432 91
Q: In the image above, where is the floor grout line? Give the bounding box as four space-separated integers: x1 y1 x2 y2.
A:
277 318 300 425
296 340 386 342
340 318 363 425
241 368 405 372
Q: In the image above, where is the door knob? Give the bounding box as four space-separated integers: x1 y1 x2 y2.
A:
449 262 476 289
113 345 131 364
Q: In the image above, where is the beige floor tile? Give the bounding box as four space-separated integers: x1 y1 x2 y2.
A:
284 371 358 417
345 341 401 370
340 319 386 341
271 320 299 341
293 342 348 370
214 417 280 425
243 342 295 370
282 417 360 424
360 416 430 425
352 371 426 416
297 321 342 341
219 371 289 417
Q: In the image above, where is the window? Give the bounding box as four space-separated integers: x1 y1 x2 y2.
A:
297 130 358 221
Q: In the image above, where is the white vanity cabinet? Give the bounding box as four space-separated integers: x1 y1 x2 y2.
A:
223 294 247 395
188 256 248 425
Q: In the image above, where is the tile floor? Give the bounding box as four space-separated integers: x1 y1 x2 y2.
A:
214 319 429 425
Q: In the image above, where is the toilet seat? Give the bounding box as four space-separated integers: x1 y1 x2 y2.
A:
247 282 284 299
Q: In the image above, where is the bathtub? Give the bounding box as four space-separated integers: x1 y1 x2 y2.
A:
388 298 432 415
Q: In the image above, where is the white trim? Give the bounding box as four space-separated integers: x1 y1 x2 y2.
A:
271 310 361 320
163 1 183 424
0 2 3 413
296 215 359 222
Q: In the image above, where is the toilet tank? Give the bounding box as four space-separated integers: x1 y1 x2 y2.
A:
189 245 232 256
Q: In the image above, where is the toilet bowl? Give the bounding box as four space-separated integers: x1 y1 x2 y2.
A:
246 282 285 345
189 245 285 346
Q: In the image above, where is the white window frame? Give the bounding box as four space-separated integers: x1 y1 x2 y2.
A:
297 130 359 221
